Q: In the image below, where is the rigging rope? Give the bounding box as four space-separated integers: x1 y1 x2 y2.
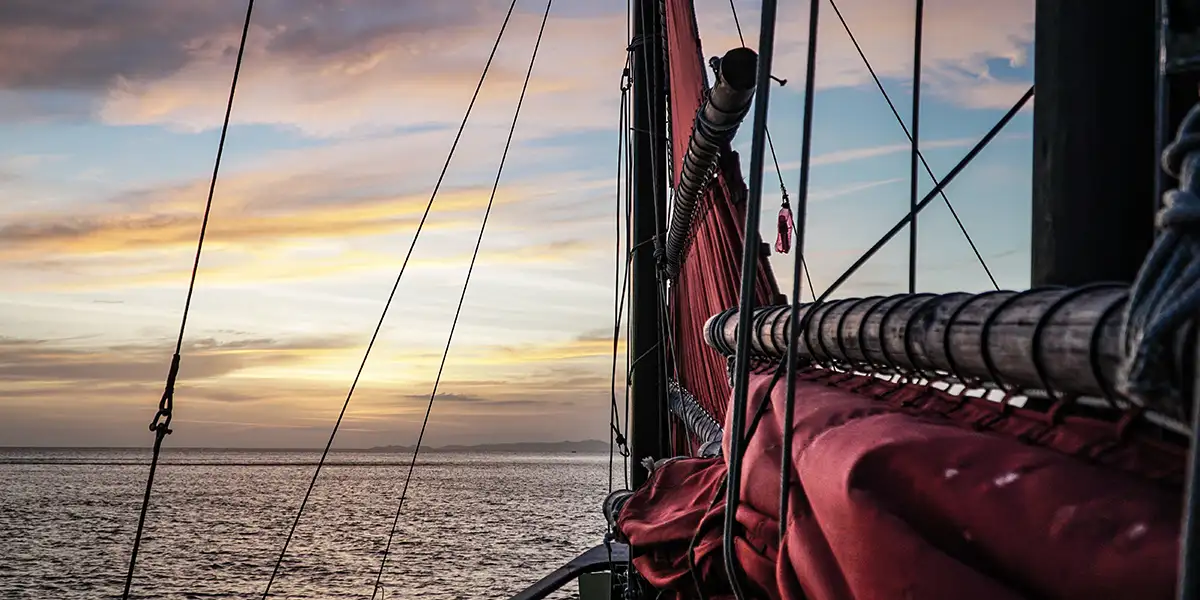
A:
908 0 924 294
816 86 1032 304
826 0 998 291
779 0 821 547
1121 103 1200 421
726 0 796 259
121 2 254 598
610 66 633 493
723 0 782 596
737 86 1034 451
258 1 521 596
369 1 554 595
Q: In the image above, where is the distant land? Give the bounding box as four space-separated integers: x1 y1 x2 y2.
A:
366 439 609 453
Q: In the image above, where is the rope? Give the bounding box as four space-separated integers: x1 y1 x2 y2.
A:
368 1 553 596
258 2 520 596
120 2 254 598
827 0 998 291
779 0 821 548
1120 103 1200 420
726 0 790 206
723 0 782 594
610 68 632 494
908 0 924 294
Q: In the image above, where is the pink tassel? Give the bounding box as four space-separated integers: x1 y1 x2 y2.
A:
775 203 794 254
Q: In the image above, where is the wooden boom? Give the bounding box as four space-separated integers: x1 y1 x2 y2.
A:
703 285 1192 423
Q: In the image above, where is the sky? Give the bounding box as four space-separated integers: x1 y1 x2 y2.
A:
0 0 1035 448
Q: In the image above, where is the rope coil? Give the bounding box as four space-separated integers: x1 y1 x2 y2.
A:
1120 103 1200 421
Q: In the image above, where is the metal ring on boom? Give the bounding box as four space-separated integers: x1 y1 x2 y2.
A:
1090 291 1130 410
901 294 941 383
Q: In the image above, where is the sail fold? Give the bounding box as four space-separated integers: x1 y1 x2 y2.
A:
617 368 1185 599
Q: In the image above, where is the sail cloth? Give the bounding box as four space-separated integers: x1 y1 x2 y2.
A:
665 0 782 445
641 3 1187 596
617 368 1186 599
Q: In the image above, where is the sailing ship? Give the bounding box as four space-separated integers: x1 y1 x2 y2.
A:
115 0 1199 598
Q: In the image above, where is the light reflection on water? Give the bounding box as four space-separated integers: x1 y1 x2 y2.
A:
0 448 611 599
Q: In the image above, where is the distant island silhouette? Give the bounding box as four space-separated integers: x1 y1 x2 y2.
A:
366 439 609 453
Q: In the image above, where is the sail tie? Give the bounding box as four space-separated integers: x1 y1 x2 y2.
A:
1120 103 1200 420
775 193 794 254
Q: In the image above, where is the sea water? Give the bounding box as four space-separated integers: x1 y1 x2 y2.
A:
0 448 615 599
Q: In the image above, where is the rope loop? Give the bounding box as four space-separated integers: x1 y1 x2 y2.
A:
149 354 181 435
1119 103 1200 420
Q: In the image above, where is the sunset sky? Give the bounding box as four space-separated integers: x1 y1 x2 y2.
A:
0 0 1035 448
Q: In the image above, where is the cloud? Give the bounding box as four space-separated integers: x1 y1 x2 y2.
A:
700 0 1034 109
809 177 903 202
0 0 1032 135
0 331 618 446
0 334 357 386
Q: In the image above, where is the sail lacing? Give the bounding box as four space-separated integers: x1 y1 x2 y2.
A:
121 2 255 598
257 1 523 596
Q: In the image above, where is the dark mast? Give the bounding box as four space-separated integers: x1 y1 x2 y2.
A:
628 0 669 489
1031 1 1158 287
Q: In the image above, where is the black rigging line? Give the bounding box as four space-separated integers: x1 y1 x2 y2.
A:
909 0 923 294
610 71 632 493
724 0 781 596
811 87 1030 308
727 0 791 208
779 0 820 546
827 0 998 291
368 1 553 595
728 0 813 306
738 87 1033 484
259 1 520 596
121 2 254 598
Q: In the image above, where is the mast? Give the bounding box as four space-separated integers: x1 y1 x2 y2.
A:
628 0 668 488
1031 1 1157 287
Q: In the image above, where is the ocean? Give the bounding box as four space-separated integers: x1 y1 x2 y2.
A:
1 448 615 599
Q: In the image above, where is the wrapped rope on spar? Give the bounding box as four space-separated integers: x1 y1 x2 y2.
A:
703 285 1192 433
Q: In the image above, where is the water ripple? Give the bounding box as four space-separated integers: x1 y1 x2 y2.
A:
0 449 611 599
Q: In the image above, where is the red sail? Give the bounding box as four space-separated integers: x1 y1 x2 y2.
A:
620 368 1185 599
665 0 781 436
628 0 1186 597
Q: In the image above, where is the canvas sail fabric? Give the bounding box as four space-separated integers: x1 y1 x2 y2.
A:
617 368 1185 599
665 0 781 451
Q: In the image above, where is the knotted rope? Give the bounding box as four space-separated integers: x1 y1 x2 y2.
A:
1120 103 1200 421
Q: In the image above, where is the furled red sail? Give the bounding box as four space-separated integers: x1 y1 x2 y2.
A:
665 0 781 438
619 0 1187 597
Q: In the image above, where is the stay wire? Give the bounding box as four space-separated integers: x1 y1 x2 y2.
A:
122 2 254 598
259 1 521 596
779 0 821 546
368 1 554 595
736 88 1033 512
723 0 782 596
908 0 924 294
827 0 998 290
729 0 810 305
728 0 790 201
611 79 633 493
